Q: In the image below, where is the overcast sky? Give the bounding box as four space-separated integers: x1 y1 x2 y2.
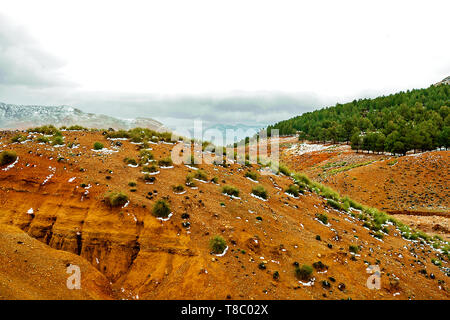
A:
0 0 449 128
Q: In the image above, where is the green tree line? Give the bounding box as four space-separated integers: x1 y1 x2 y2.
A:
267 84 449 155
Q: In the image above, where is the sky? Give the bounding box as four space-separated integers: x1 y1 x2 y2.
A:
0 0 449 129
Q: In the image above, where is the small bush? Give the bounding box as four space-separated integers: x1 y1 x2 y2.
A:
0 151 17 166
36 136 50 143
185 173 196 187
293 173 311 185
51 135 64 146
194 169 208 181
128 181 137 187
349 245 359 254
211 176 218 184
222 185 240 197
278 164 290 176
93 142 104 150
11 134 26 143
295 265 313 281
252 185 268 199
316 213 328 225
142 164 159 173
172 185 185 193
139 150 154 164
29 125 61 135
285 184 300 197
158 157 173 167
105 191 129 207
245 171 258 181
152 199 171 218
209 236 227 254
124 157 138 166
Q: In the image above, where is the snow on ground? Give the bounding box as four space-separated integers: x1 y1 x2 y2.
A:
286 143 330 156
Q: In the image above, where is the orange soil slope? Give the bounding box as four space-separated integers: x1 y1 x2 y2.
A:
281 141 449 241
0 130 448 300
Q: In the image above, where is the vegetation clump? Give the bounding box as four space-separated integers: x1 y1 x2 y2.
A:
172 185 185 193
285 184 300 197
105 191 129 207
209 236 227 254
251 185 268 199
316 213 329 225
10 134 26 143
93 142 104 150
245 171 258 181
267 84 450 153
349 245 360 254
50 135 64 146
295 265 313 281
158 157 173 167
193 169 208 181
142 164 159 173
222 185 240 197
152 199 171 218
0 151 17 166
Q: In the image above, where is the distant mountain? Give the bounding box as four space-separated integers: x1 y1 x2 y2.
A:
204 123 266 146
435 76 450 86
0 102 165 131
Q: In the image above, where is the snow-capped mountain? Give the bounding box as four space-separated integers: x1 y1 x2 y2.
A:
0 102 165 131
434 76 450 86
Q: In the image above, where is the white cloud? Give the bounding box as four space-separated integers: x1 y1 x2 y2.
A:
0 0 449 126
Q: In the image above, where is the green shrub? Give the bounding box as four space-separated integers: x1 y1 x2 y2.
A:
0 151 17 166
106 130 130 139
152 199 171 218
285 184 300 197
222 185 240 197
51 135 64 146
316 213 329 225
194 169 208 181
139 150 154 164
142 164 158 173
11 134 26 143
327 199 348 211
185 173 196 187
28 125 61 136
36 136 50 143
67 125 87 131
211 176 218 184
252 185 268 199
93 142 104 150
105 191 129 207
209 236 227 254
128 181 137 187
293 173 311 185
295 265 313 281
158 157 173 167
124 157 138 166
349 245 359 254
172 185 185 193
278 163 290 176
245 171 258 181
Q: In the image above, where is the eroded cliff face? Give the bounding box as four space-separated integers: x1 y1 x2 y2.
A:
0 130 448 300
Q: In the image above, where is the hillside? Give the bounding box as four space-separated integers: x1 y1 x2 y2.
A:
279 141 449 241
0 102 164 131
267 84 449 155
0 128 448 300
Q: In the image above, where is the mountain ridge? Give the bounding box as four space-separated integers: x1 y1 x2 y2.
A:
0 102 165 131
